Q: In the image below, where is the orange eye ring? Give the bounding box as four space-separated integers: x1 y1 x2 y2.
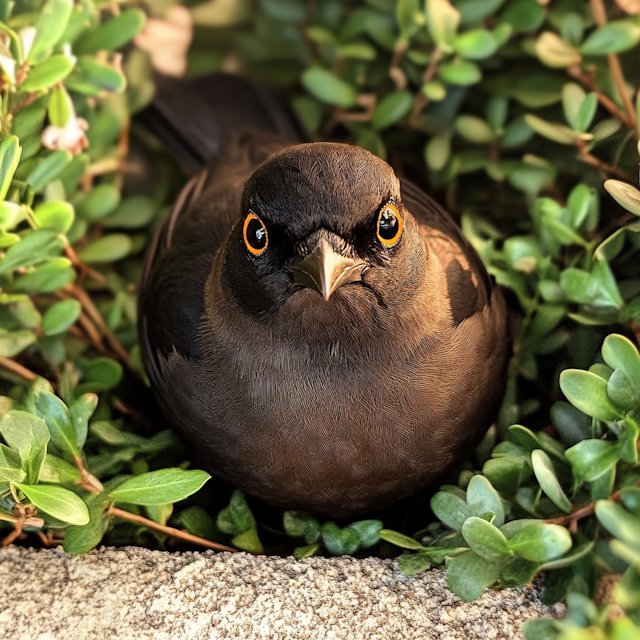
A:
376 203 403 247
243 212 269 256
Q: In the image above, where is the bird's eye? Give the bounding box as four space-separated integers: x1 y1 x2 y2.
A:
377 203 403 247
243 212 269 256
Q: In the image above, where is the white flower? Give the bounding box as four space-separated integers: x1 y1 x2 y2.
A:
42 116 89 155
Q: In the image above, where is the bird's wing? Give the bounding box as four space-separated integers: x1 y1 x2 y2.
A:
400 178 492 325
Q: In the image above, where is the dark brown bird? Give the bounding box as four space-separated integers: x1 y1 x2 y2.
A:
139 74 511 518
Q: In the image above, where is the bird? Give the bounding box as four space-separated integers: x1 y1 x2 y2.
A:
138 73 512 518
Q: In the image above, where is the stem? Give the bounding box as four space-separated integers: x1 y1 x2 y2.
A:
74 456 103 494
65 243 108 285
108 507 238 553
410 46 441 127
0 519 24 547
575 141 635 181
567 65 633 130
588 0 638 136
65 284 139 378
544 478 640 527
0 357 37 382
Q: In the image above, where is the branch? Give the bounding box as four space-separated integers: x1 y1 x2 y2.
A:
588 0 638 136
0 357 38 382
567 64 634 130
0 519 24 547
410 47 441 128
544 478 640 527
108 507 238 553
575 140 635 181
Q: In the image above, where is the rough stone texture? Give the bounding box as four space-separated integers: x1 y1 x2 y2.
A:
0 546 563 640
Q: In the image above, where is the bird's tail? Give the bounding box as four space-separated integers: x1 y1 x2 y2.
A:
140 73 307 172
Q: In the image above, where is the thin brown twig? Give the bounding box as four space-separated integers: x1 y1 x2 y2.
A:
544 478 640 527
0 519 25 547
77 311 111 356
589 0 638 136
0 357 38 382
567 65 633 130
65 284 138 378
108 507 238 553
575 141 635 181
65 243 108 285
410 46 441 127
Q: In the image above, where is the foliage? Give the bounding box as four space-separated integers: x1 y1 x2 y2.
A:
1 0 640 637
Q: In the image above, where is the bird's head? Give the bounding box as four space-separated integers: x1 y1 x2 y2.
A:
216 143 429 328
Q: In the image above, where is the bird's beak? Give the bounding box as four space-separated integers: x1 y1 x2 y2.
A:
290 236 366 301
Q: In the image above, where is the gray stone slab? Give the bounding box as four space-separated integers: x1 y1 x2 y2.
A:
0 546 563 640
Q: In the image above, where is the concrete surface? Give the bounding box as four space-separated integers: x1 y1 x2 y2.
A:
0 545 564 640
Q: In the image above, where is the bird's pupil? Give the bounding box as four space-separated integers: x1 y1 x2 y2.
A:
247 218 267 249
379 209 398 240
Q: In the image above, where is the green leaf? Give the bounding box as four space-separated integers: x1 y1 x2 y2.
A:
78 184 121 221
102 196 156 229
596 500 640 548
86 358 122 391
438 60 481 85
347 519 383 548
508 523 572 562
604 180 640 217
535 32 581 68
574 93 597 133
531 449 572 514
42 299 81 336
63 478 123 554
39 453 81 484
109 468 210 505
396 0 421 41
455 115 493 143
560 370 624 421
301 68 357 108
522 618 560 640
378 528 422 550
466 475 505 527
16 483 89 525
293 544 319 559
0 443 25 483
174 506 217 541
580 21 640 55
426 0 460 51
0 136 21 201
453 29 497 60
65 57 126 95
430 490 471 532
446 551 501 602
602 334 640 388
74 9 145 55
27 150 72 192
372 90 413 130
461 516 512 560
28 0 73 63
33 201 74 233
0 410 49 484
21 55 74 92
322 521 360 555
486 96 508 133
425 132 451 171
0 327 37 357
524 114 582 144
499 0 544 33
47 85 72 128
337 42 376 60
398 551 432 576
621 487 640 517
422 80 446 101
34 390 78 457
68 393 97 450
228 490 255 533
232 528 264 554
539 541 595 571
283 511 321 544
565 439 621 482
78 234 132 263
